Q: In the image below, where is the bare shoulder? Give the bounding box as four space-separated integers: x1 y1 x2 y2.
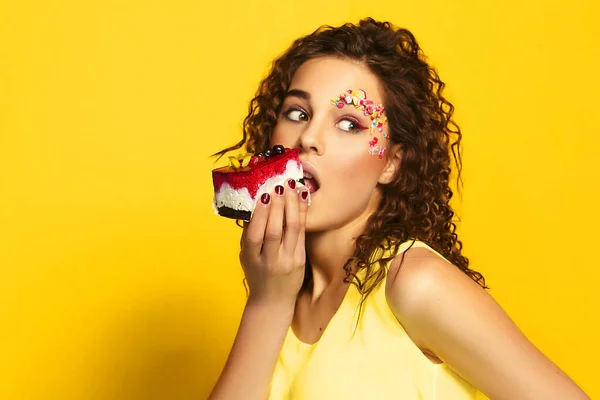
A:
385 246 486 322
384 245 492 353
384 245 590 400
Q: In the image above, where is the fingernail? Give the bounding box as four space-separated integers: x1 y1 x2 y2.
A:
261 193 270 204
288 179 296 189
275 185 284 195
301 191 308 200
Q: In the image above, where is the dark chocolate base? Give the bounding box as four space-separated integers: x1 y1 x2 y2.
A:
218 206 251 222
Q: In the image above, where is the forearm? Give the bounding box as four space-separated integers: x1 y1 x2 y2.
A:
208 300 294 400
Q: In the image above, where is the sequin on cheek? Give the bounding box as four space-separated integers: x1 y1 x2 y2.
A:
368 136 386 159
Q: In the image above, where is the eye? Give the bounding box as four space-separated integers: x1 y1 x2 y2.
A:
336 118 367 133
283 108 309 122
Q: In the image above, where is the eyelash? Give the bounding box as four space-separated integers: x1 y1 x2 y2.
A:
282 107 309 122
338 116 368 133
281 107 368 134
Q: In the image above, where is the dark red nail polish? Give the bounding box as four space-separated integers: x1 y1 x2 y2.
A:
275 185 284 195
301 191 308 200
288 179 296 189
261 193 270 204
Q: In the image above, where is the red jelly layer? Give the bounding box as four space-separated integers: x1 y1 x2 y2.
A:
212 148 300 198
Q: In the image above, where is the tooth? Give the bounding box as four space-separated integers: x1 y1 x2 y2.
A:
303 172 313 179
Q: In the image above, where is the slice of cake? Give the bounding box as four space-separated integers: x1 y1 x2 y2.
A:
212 146 304 221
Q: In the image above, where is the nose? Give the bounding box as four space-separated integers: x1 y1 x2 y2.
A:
298 118 325 156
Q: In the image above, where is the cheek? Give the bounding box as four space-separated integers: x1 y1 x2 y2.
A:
270 122 300 148
367 136 388 159
330 144 384 184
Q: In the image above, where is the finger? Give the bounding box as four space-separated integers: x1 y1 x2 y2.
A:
282 179 301 254
240 221 249 247
243 192 271 259
262 184 286 257
294 189 309 261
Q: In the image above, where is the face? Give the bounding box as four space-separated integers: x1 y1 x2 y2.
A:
270 57 397 232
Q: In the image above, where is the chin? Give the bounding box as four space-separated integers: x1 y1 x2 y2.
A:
304 211 332 233
304 211 358 234
304 214 321 233
306 200 377 234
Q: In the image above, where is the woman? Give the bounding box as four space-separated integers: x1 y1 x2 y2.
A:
209 18 589 400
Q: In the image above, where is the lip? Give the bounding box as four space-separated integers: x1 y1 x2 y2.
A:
299 160 320 190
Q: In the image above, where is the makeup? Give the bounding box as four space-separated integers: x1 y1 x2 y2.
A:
330 89 388 136
331 89 388 159
368 136 386 159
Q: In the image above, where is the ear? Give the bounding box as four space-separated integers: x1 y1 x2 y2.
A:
378 145 402 185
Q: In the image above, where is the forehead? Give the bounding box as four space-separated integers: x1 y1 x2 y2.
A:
288 57 384 104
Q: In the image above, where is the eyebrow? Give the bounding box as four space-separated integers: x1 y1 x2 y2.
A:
284 89 310 101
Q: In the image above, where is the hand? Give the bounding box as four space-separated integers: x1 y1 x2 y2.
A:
239 179 309 308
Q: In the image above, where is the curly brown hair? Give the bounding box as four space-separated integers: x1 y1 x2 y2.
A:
215 18 487 298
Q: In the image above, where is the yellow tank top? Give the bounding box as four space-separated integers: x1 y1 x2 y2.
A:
268 240 478 400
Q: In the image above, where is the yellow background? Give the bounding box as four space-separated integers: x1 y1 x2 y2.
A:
1 1 598 399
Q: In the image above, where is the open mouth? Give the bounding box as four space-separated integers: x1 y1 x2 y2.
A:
300 172 320 194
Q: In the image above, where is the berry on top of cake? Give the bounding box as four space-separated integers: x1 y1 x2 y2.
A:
212 145 304 221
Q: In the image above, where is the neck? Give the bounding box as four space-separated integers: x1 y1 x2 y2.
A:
304 212 370 299
303 187 383 301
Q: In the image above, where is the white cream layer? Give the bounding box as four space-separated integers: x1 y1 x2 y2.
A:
213 160 306 217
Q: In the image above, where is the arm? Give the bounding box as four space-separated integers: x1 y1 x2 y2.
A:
385 247 590 400
208 300 294 400
209 181 309 400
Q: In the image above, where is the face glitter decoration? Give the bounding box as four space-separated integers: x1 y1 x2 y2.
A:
331 89 388 136
368 136 386 159
332 89 388 159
